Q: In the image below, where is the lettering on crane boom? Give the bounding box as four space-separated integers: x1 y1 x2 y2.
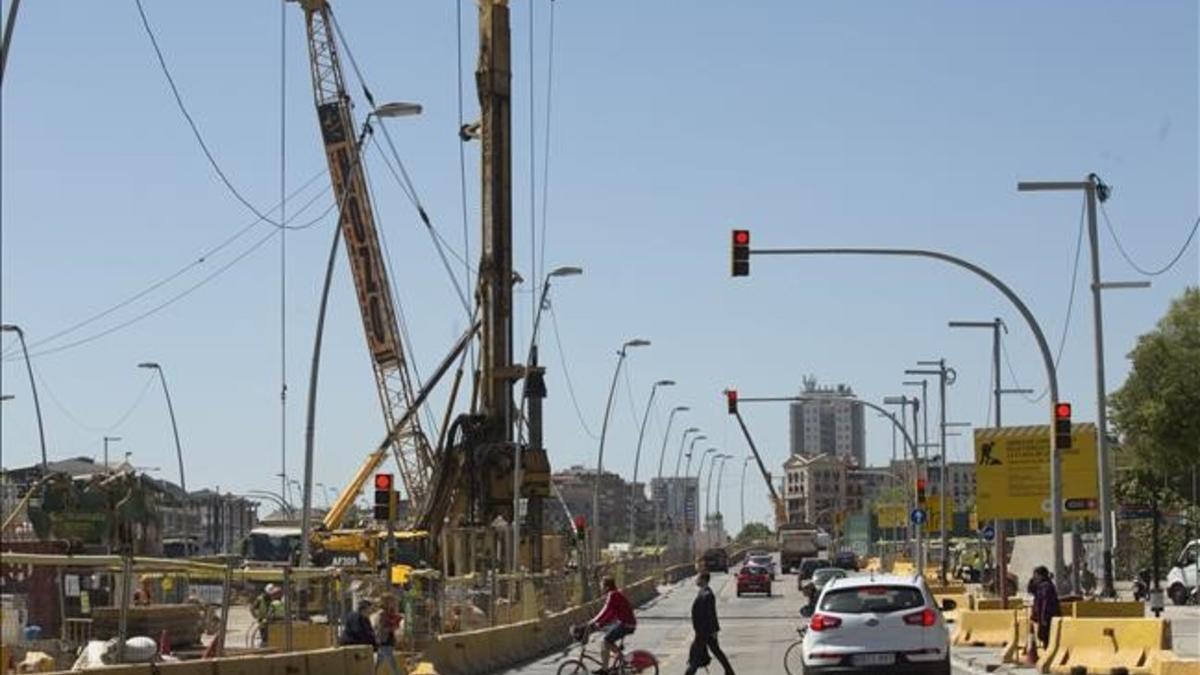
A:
318 101 399 367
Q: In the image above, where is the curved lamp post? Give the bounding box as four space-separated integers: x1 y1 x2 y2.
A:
653 406 689 549
2 324 46 470
629 379 675 546
138 362 185 492
591 338 650 561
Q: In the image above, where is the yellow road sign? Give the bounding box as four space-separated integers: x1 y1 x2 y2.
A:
974 424 1098 520
875 502 907 529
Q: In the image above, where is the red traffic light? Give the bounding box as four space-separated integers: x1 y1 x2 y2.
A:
1055 402 1072 420
733 230 750 246
731 230 750 276
374 473 394 491
726 389 738 414
573 514 587 532
916 478 927 491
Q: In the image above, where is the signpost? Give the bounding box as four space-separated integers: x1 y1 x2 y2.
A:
974 424 1099 521
911 508 927 526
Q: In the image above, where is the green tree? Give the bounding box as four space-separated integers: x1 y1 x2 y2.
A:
736 521 772 543
1109 287 1200 478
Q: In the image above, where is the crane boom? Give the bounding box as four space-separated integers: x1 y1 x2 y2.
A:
731 408 788 527
295 0 432 507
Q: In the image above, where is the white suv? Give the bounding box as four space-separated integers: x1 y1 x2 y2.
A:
801 574 952 675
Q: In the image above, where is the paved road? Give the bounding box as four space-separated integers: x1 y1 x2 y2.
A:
497 565 805 674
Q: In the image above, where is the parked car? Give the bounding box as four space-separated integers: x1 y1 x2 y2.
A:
833 550 859 571
737 564 772 597
811 567 848 593
798 558 835 582
800 575 953 675
701 547 730 573
748 553 776 580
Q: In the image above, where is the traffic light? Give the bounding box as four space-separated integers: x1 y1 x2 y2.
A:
726 389 739 415
731 230 750 276
916 478 927 504
1054 402 1072 450
373 473 395 522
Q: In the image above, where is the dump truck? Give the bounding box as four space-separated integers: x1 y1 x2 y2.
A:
779 525 820 573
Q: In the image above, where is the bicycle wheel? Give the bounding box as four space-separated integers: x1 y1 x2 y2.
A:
783 640 805 675
557 658 591 675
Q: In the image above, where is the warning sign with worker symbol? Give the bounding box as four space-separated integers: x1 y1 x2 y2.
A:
973 424 1098 521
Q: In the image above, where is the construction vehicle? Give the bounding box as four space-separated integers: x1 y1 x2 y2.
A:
267 0 546 576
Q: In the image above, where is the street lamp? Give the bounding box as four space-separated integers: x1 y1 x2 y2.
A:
706 453 732 524
138 362 186 492
103 436 122 469
629 379 675 546
907 360 956 583
373 102 423 118
673 427 701 481
1 324 47 470
692 448 718 556
592 338 650 559
653 406 689 549
514 264 583 571
740 456 752 536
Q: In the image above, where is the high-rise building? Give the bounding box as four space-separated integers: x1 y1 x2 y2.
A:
788 377 866 466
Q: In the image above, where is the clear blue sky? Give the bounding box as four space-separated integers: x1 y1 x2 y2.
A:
2 1 1197 531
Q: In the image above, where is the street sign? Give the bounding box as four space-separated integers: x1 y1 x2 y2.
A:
981 524 996 542
875 502 907 529
911 508 927 525
1118 504 1154 520
974 423 1099 520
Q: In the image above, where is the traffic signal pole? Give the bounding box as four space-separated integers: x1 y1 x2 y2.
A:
743 244 1065 585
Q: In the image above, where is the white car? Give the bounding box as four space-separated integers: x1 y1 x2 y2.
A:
1166 539 1198 606
800 574 953 675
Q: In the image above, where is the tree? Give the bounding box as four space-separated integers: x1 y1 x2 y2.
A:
736 521 772 543
1109 287 1200 479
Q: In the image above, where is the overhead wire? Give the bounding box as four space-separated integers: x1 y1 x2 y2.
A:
528 0 537 338
1100 206 1199 277
33 368 157 433
132 0 309 231
546 302 600 440
2 175 333 361
1002 195 1086 404
537 0 558 282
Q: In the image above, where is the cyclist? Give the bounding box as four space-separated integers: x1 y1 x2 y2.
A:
588 576 636 673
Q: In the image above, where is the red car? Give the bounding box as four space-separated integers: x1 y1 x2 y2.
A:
736 564 772 597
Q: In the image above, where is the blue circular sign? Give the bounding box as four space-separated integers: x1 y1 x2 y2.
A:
981 524 996 542
910 508 927 525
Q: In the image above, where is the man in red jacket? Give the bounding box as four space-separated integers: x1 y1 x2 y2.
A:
589 576 637 673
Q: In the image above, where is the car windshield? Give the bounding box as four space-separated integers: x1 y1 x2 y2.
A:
742 565 767 576
750 556 771 565
820 585 925 614
813 569 845 585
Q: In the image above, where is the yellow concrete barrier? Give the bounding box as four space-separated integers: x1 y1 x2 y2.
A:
864 557 882 572
410 663 440 675
1002 608 1032 663
1151 652 1200 675
975 597 1024 610
951 609 1018 647
266 622 336 652
344 645 375 675
260 653 307 675
213 655 264 675
157 661 218 675
928 584 967 596
892 561 915 576
1038 617 1170 675
304 647 347 675
1070 600 1145 618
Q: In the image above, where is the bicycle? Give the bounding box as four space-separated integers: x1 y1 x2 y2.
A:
782 624 806 675
556 625 659 675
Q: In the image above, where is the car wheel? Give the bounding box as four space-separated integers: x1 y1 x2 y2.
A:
737 590 742 597
1169 583 1189 606
928 657 951 675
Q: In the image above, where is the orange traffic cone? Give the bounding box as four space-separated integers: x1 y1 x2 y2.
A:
159 629 172 656
1023 620 1038 666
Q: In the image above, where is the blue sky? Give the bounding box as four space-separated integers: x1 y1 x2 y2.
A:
2 1 1197 531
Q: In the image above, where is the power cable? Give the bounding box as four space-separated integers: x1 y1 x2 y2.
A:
528 0 537 339
132 0 308 231
546 303 600 440
621 361 641 430
1002 195 1086 404
33 368 157 433
14 223 305 361
454 0 476 370
2 172 331 360
1100 205 1199 277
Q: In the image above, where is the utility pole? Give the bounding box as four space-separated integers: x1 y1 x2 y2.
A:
908 360 955 583
103 436 122 470
949 318 1033 606
1018 175 1147 597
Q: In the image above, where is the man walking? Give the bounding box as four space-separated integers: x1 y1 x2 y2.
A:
686 572 734 675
